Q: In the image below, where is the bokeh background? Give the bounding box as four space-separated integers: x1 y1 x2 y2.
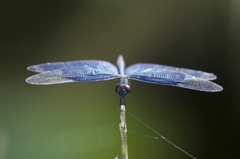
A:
1 0 239 159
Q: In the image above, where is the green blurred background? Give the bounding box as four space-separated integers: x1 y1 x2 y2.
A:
0 0 239 159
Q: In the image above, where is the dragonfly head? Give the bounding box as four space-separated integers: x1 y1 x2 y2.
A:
115 77 131 96
115 84 131 96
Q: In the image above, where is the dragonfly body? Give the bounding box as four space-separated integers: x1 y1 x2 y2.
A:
26 55 223 94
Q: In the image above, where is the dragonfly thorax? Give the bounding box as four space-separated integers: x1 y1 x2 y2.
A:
115 77 131 96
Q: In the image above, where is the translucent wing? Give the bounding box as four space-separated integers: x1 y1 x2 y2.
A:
125 63 217 80
26 67 118 85
27 60 118 75
126 69 222 92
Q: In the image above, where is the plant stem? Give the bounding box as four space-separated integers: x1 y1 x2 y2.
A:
119 105 128 159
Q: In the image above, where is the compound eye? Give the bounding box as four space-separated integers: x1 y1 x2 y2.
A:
115 85 131 96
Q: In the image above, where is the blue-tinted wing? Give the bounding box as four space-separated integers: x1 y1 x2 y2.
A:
27 60 118 75
127 70 222 92
125 63 217 80
26 67 118 85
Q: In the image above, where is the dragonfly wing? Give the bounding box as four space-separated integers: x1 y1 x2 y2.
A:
128 70 223 92
26 67 118 85
125 63 217 80
27 60 118 74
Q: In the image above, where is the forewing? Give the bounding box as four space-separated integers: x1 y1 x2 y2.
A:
128 70 223 92
26 67 118 85
125 63 217 80
27 60 118 75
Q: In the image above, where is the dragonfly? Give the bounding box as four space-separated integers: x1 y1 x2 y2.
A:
26 55 223 105
26 55 222 159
